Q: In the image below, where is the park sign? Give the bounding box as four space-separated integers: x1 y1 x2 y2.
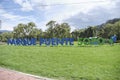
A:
7 36 117 46
7 38 74 46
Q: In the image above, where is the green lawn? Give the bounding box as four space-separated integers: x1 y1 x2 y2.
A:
0 44 120 80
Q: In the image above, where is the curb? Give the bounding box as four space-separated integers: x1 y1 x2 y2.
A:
0 67 54 80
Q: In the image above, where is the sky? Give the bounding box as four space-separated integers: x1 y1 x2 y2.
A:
0 0 120 31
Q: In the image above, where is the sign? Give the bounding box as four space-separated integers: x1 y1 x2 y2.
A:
7 38 74 46
7 35 117 46
78 37 113 45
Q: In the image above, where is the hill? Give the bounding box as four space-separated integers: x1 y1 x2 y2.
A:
0 30 11 34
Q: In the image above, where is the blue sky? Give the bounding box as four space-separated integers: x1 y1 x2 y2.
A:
0 0 120 31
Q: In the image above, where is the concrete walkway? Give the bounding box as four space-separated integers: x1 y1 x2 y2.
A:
0 68 53 80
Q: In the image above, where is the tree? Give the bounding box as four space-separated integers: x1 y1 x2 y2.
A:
71 30 79 40
0 32 13 42
13 22 36 38
13 23 26 38
29 28 42 40
46 20 56 38
60 23 71 38
114 21 120 40
102 23 114 38
84 26 95 37
46 21 71 38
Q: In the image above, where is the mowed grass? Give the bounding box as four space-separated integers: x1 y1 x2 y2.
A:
0 44 120 80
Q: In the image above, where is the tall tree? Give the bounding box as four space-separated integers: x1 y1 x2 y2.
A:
0 32 13 42
13 22 36 38
46 20 56 38
114 21 120 40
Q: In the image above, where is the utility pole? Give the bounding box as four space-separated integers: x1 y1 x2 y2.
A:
0 20 1 29
0 20 1 42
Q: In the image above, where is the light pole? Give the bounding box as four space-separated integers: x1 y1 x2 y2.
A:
0 20 1 29
0 20 1 42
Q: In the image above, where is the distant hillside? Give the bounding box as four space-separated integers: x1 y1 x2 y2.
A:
0 30 11 34
97 18 120 28
106 18 120 24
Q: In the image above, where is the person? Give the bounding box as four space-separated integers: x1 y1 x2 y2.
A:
111 35 117 43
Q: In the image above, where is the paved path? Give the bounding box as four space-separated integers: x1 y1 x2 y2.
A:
0 68 53 80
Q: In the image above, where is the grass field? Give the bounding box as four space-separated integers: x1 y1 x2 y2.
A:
0 44 120 80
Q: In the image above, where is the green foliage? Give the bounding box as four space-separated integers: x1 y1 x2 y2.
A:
46 21 71 38
13 22 42 40
0 45 120 80
1 18 120 42
0 32 13 42
71 18 120 41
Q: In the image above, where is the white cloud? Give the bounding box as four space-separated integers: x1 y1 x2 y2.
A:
0 8 36 30
13 0 120 30
35 0 115 28
12 0 116 22
2 13 23 20
1 22 14 31
65 0 120 29
0 8 27 21
1 0 120 31
13 0 33 11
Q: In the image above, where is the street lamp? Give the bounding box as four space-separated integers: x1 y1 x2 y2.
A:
0 20 1 42
0 20 1 29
